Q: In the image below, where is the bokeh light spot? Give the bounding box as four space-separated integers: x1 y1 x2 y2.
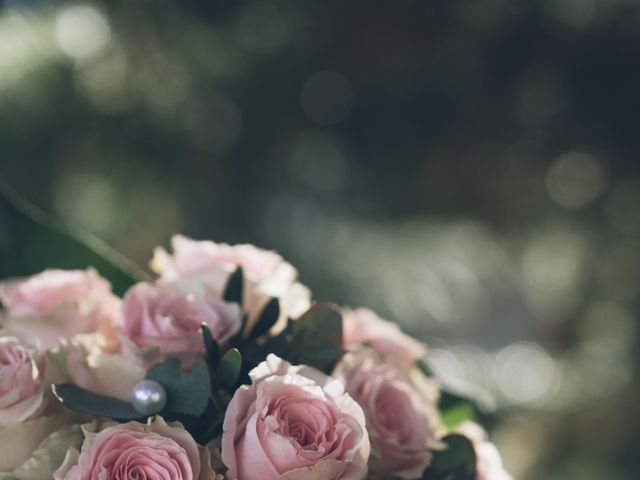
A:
495 342 556 405
301 71 354 126
545 151 605 208
55 4 111 60
286 131 350 191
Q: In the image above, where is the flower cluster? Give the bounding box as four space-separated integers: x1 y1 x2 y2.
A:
0 235 511 480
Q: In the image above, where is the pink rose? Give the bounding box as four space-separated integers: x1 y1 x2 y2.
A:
222 354 370 480
0 269 119 349
457 422 512 480
333 349 441 479
56 416 220 480
0 337 46 427
343 308 426 368
151 235 311 334
119 283 241 362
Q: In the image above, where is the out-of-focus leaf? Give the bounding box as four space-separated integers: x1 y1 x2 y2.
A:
52 384 141 420
438 390 478 429
422 434 477 480
417 358 435 377
441 402 476 430
216 348 242 390
247 297 280 340
223 267 243 304
145 358 211 417
290 303 344 372
0 178 146 295
201 324 221 369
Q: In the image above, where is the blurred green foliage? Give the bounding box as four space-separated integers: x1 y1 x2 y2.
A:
0 179 142 295
1 0 639 478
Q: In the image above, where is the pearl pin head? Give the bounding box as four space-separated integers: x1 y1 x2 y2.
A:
131 380 167 415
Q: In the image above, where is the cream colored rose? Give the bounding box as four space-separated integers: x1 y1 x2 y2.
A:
151 235 311 335
0 415 83 477
48 333 146 402
0 269 120 350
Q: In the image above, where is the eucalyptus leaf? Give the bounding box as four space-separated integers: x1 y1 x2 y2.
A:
223 267 244 304
145 358 211 417
52 384 141 420
216 348 242 390
290 303 344 372
0 178 145 295
292 303 343 347
422 434 477 480
247 297 280 340
201 324 221 369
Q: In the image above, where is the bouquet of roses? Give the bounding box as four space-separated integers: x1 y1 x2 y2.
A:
0 232 512 480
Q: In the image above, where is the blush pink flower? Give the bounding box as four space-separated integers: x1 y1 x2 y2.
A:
151 235 311 335
0 337 46 427
333 349 441 479
342 308 426 368
56 416 220 480
457 422 512 480
119 283 242 362
222 354 370 480
0 269 119 350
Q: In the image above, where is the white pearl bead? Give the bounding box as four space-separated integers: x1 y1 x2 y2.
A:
131 380 167 415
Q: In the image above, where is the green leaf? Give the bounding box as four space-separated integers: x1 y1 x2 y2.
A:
52 383 141 419
0 178 146 296
247 297 280 340
422 434 477 480
417 358 435 377
197 410 226 445
145 358 211 417
438 391 477 429
216 348 242 390
201 324 221 369
290 303 344 372
223 267 243 304
441 403 476 430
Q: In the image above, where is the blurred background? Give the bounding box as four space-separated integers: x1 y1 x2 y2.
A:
1 0 639 478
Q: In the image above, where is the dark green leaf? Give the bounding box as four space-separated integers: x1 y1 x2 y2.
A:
216 348 242 390
52 384 141 420
0 178 146 296
201 324 221 369
417 358 435 377
197 411 226 444
223 267 243 304
439 390 476 411
422 434 477 480
145 358 211 417
438 391 477 429
247 297 280 340
290 303 344 372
